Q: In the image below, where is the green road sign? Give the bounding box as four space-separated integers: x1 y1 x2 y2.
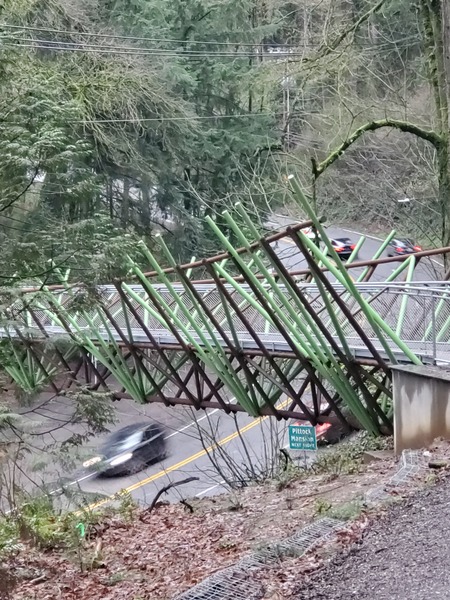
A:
288 424 317 451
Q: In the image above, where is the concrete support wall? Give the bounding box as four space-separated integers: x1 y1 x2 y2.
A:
393 365 450 454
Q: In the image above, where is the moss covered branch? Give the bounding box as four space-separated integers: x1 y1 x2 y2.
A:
313 119 444 178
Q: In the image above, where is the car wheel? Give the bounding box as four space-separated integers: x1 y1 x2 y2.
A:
150 437 167 460
157 449 168 461
149 445 167 464
125 457 148 475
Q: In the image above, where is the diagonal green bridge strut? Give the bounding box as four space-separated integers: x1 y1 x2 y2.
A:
0 179 449 436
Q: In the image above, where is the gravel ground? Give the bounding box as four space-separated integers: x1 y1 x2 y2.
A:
300 478 450 600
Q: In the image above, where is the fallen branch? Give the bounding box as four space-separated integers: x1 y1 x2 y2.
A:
180 499 194 513
140 477 199 519
280 448 292 471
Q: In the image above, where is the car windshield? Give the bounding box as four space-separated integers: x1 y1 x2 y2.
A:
118 430 143 451
107 429 144 454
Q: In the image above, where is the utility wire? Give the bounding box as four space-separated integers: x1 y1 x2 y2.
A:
0 105 282 124
1 40 315 58
3 34 422 59
0 23 339 47
70 111 283 124
0 23 421 51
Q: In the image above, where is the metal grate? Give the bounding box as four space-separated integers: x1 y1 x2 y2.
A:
176 570 262 600
174 518 343 600
365 449 426 506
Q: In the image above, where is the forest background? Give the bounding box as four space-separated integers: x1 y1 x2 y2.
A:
0 0 449 284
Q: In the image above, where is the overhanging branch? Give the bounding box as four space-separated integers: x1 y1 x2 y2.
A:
317 0 388 61
313 119 444 178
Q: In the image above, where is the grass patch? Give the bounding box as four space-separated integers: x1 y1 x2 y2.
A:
314 496 364 520
312 432 393 476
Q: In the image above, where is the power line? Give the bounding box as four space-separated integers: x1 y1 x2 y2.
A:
6 37 288 56
3 34 421 60
0 107 297 126
0 23 422 52
0 106 283 125
0 23 324 48
71 111 282 124
0 106 418 126
0 211 37 227
2 40 314 59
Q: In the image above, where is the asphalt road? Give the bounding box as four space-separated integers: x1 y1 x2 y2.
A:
17 393 290 509
267 215 444 282
79 401 288 508
301 479 450 600
13 217 444 510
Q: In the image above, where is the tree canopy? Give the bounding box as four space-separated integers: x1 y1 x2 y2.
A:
0 0 448 281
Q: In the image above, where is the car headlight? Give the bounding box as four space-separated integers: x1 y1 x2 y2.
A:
109 452 133 467
82 456 102 468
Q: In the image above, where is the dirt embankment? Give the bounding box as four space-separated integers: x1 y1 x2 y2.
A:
10 439 450 600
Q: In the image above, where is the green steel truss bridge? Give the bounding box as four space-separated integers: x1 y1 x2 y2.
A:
1 184 450 435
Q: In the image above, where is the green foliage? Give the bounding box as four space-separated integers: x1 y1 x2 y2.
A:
69 389 116 435
314 497 333 515
0 0 444 278
314 496 364 520
0 0 290 275
275 459 303 491
0 518 22 556
0 493 103 561
371 0 423 83
17 496 69 549
312 432 393 476
106 571 128 586
117 490 138 522
0 405 20 428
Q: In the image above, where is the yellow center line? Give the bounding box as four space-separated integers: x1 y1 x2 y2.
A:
80 398 291 512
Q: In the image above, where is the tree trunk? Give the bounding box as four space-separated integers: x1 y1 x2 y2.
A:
437 140 450 252
141 182 152 231
106 179 113 219
442 0 450 106
432 0 450 261
121 177 130 228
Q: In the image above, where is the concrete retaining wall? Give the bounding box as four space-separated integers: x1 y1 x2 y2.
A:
393 365 450 454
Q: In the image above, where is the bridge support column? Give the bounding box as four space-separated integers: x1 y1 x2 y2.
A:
392 365 450 454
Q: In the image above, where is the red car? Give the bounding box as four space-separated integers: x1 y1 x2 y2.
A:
387 238 422 257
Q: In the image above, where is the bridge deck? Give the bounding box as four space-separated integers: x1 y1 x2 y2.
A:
4 325 449 366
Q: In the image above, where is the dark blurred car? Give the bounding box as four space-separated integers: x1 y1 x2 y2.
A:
82 422 167 477
327 237 357 260
387 238 422 257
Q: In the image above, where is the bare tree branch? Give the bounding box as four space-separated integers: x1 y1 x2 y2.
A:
313 119 443 178
140 476 200 518
314 0 388 62
0 167 40 213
